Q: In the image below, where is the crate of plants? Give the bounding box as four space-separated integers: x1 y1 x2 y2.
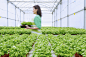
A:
21 22 34 28
21 22 27 28
26 22 33 27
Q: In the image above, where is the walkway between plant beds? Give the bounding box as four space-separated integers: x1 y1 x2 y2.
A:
48 40 57 57
27 31 41 57
26 31 57 57
27 41 36 57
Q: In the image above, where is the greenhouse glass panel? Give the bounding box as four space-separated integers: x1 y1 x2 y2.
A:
57 20 60 27
8 3 15 19
0 18 7 26
69 10 84 29
8 19 15 27
69 0 84 14
62 17 67 27
16 21 20 26
0 0 7 17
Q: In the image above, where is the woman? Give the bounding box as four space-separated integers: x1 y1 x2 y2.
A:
25 5 42 30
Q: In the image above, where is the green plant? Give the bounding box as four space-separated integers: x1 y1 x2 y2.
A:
21 22 27 25
32 22 35 25
26 22 32 25
21 22 35 25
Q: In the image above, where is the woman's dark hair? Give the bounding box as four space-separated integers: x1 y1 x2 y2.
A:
33 5 42 17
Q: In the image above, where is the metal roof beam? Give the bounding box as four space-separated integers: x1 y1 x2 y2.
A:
8 1 58 3
50 0 58 12
23 10 50 11
8 2 25 13
52 0 62 13
25 13 52 14
19 7 53 8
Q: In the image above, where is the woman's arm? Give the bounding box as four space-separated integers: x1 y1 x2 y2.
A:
25 25 39 30
25 27 39 29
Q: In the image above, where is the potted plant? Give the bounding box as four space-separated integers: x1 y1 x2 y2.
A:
26 22 32 27
21 22 27 28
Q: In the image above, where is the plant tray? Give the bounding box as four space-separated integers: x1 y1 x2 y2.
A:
75 52 83 57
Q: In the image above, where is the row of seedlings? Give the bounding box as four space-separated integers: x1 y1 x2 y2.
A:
32 34 52 57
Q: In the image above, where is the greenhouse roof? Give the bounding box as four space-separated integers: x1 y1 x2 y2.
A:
8 0 60 14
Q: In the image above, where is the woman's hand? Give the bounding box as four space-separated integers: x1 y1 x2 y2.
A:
26 25 29 28
25 25 39 30
25 25 31 29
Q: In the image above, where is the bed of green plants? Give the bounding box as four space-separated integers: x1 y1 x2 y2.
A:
32 34 52 57
21 22 35 25
0 34 29 56
0 28 31 35
0 26 86 57
0 34 19 43
0 34 38 57
0 26 21 29
9 34 37 57
41 27 86 35
48 34 86 57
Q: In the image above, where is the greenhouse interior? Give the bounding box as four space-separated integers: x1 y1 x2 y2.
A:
0 0 86 57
